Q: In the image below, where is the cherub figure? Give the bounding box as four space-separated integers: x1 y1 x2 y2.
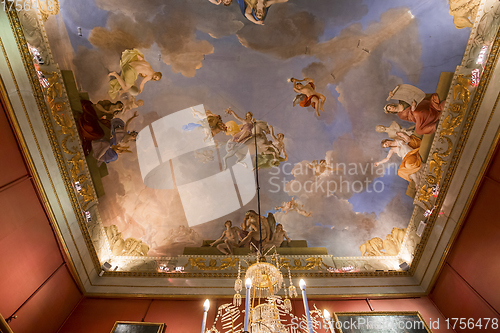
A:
255 125 288 169
266 125 287 159
108 49 162 100
263 224 291 250
374 132 421 184
307 159 342 177
276 197 312 217
121 95 144 116
375 121 414 139
211 220 242 255
290 77 326 117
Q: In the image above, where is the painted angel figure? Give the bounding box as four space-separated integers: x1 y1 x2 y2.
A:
255 125 288 170
275 197 312 217
375 121 415 139
290 77 326 117
121 95 144 117
108 49 162 100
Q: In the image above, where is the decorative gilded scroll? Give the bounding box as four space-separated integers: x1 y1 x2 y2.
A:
186 257 331 271
39 0 60 22
41 69 96 210
418 74 470 208
187 257 240 271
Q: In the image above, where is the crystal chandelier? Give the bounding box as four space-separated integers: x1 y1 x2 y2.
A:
203 253 302 333
242 256 292 333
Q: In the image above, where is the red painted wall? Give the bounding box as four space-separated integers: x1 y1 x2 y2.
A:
0 92 83 332
59 296 451 333
430 144 500 332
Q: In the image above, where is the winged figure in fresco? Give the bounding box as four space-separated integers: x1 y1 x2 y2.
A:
121 95 144 117
108 49 162 100
290 77 326 117
275 197 312 217
255 125 288 170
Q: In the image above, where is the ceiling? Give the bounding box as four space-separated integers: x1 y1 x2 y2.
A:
1 0 499 297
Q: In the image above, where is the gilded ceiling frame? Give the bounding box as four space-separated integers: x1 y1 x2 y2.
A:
2 0 500 294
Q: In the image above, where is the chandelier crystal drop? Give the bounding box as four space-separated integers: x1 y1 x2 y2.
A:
235 261 243 293
287 268 298 298
233 292 242 307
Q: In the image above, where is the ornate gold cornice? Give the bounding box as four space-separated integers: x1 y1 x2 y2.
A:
4 8 101 277
411 23 500 274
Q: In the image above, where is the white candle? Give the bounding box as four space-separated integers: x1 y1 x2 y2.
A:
201 299 210 333
299 279 313 333
323 309 333 332
244 278 252 332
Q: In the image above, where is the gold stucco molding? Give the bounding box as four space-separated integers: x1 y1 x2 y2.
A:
5 7 101 274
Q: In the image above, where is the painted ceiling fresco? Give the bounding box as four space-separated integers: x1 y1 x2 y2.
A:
41 0 473 258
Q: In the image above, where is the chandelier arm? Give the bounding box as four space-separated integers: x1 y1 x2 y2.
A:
263 245 275 257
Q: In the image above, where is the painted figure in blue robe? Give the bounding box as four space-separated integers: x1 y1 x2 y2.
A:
92 111 139 166
236 0 289 25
